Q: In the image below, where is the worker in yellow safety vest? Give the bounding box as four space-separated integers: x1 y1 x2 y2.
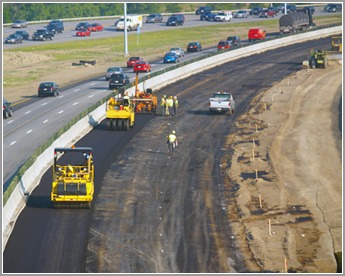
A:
123 94 130 106
167 96 174 116
173 96 178 116
161 95 167 116
168 130 178 154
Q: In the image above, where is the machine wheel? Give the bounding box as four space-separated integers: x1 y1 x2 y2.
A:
117 119 122 130
86 201 91 209
111 119 117 130
124 119 129 131
323 57 328 69
106 119 111 130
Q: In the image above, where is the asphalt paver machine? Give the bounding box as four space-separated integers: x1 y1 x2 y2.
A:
131 73 157 114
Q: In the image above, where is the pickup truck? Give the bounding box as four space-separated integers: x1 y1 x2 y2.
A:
32 29 54 41
209 91 235 115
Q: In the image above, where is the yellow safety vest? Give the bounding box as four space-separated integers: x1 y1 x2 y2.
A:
161 98 166 106
169 134 176 142
174 99 178 107
167 99 173 107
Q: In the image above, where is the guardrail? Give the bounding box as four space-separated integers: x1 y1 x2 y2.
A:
3 22 342 251
3 3 326 27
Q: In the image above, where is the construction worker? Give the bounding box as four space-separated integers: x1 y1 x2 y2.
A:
167 96 174 116
168 130 178 154
161 95 167 116
173 96 178 116
123 94 130 106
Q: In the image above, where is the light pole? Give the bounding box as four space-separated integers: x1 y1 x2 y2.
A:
284 3 287 15
124 3 128 56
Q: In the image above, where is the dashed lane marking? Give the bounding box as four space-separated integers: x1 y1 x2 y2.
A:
58 110 64 114
43 119 48 123
42 102 47 106
27 129 32 134
88 95 94 98
7 120 13 124
25 111 31 114
73 102 78 106
75 89 80 92
10 141 16 146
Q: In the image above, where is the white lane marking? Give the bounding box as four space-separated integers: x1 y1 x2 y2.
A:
58 95 63 98
88 95 94 98
90 83 95 86
103 89 107 91
74 89 80 92
10 141 16 146
27 129 32 134
25 111 31 114
58 110 64 114
43 119 48 123
7 120 13 124
73 102 78 106
42 102 47 106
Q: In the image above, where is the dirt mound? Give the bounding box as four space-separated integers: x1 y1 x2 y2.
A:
3 51 55 66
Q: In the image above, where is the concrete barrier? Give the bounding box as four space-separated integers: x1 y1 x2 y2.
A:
2 25 342 250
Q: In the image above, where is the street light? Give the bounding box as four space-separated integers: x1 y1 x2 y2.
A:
124 3 128 56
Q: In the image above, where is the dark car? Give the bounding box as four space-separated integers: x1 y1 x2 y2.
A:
14 30 29 40
227 36 241 46
327 4 342 12
49 20 63 24
324 3 335 11
308 6 315 14
196 6 211 15
172 14 185 22
282 4 297 13
75 22 91 30
32 29 54 41
268 6 280 14
146 13 163 23
187 41 202 52
4 34 23 44
38 82 60 97
109 73 130 90
200 10 213 20
250 7 263 15
166 15 184 26
3 99 13 119
47 22 64 34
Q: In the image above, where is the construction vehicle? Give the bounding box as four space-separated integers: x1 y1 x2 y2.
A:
331 36 342 52
310 49 328 69
51 146 94 209
105 88 135 131
131 72 157 114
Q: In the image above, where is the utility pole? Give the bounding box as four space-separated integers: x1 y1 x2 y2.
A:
270 3 272 7
124 3 128 56
284 3 287 15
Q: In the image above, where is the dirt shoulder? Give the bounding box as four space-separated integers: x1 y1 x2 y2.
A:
224 60 342 272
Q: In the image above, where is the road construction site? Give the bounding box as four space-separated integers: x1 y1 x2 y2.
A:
3 36 342 273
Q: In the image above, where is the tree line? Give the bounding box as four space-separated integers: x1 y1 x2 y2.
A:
3 3 298 23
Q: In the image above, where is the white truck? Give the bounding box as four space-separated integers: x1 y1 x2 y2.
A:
209 91 235 115
116 14 142 31
214 11 233 22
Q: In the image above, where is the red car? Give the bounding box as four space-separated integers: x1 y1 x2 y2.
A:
88 23 103 32
76 29 91 36
133 61 151 73
217 40 232 50
127 57 143 68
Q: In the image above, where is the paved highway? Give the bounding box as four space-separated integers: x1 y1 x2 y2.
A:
3 36 334 273
3 7 328 49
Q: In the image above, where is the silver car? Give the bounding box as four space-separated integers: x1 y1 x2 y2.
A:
235 10 248 18
169 47 185 57
11 20 28 28
105 67 123 80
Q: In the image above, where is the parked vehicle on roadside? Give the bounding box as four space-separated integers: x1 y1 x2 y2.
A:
127 57 143 67
4 34 23 44
14 30 29 40
169 47 185 57
235 10 249 18
227 36 241 46
11 20 28 28
133 61 151 73
109 73 130 90
187 41 202 52
164 52 179 63
47 22 64 34
75 22 91 30
260 9 276 18
209 91 235 115
214 11 233 22
32 29 54 41
166 15 184 26
217 40 232 50
88 23 103 31
38 82 60 97
250 7 263 15
146 13 163 23
3 99 13 119
248 28 266 42
105 67 123 80
196 6 211 15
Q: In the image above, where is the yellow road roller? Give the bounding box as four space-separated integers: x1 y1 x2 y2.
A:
51 146 94 209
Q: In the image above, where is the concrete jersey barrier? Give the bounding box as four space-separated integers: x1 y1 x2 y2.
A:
3 25 342 251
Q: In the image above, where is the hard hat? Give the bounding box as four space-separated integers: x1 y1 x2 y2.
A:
172 130 176 134
174 96 177 98
164 95 166 97
170 96 173 98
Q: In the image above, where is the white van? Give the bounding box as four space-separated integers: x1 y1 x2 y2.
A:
116 14 142 31
214 11 233 22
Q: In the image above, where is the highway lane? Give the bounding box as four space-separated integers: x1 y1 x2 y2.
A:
3 36 334 273
2 45 222 190
3 7 328 49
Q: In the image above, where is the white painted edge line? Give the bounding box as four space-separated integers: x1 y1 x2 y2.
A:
25 111 31 114
26 129 32 134
10 141 16 146
43 119 48 123
73 102 78 106
58 110 64 114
